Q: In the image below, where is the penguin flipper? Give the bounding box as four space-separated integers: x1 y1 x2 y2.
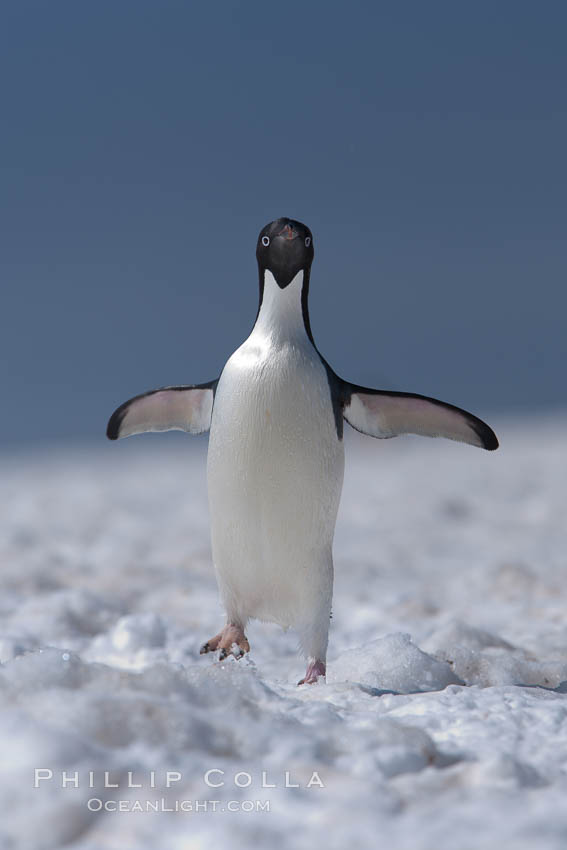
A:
342 384 498 450
106 380 218 440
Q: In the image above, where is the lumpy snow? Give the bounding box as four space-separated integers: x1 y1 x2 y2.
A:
1 416 567 849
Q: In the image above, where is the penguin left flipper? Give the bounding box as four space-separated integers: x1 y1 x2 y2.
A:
342 383 498 450
106 380 218 440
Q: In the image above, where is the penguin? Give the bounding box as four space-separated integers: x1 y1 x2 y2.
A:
107 217 498 684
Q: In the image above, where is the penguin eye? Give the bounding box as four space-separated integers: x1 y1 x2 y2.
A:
305 237 311 247
261 236 270 247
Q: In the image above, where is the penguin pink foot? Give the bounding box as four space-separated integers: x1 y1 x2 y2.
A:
200 623 250 660
298 659 326 685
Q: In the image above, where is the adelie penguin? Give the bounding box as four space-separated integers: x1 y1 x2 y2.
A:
107 218 498 685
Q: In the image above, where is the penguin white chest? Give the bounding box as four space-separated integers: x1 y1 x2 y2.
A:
206 273 344 628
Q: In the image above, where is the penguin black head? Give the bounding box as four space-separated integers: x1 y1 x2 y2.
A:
256 218 314 289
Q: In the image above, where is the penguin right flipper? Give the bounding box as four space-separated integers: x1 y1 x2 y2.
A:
106 380 218 440
341 383 498 450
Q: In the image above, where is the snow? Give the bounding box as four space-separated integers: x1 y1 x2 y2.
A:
329 633 462 692
1 415 567 849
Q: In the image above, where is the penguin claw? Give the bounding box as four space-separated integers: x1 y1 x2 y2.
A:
200 624 250 660
218 644 245 661
298 659 326 685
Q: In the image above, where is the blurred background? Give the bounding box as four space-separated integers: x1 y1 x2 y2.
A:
1 0 565 449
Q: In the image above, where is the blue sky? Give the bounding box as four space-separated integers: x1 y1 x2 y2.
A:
1 1 566 445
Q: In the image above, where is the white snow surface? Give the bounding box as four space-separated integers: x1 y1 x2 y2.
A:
1 416 567 849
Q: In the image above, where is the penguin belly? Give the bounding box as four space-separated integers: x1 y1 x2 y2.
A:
207 336 345 634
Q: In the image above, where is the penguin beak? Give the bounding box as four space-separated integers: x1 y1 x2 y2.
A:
277 223 298 240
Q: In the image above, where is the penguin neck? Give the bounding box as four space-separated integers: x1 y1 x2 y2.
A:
253 269 314 347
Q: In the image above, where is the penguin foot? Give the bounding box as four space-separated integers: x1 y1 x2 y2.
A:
200 624 250 660
298 659 326 686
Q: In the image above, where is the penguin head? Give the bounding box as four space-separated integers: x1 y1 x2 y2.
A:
256 218 314 289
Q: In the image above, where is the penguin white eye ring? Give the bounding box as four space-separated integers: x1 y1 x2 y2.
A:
106 215 499 686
